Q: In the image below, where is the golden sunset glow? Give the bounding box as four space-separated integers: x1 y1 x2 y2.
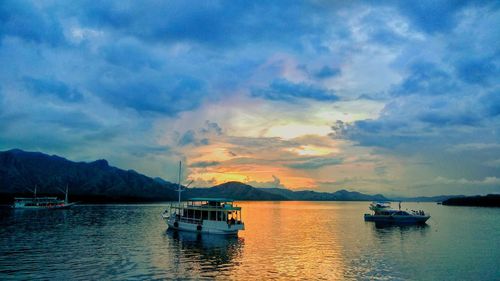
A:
287 145 338 156
189 163 318 189
264 124 331 139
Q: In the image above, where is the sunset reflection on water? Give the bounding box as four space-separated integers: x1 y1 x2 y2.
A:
234 201 345 280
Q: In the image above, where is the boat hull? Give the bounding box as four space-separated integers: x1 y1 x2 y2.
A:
12 202 77 210
364 214 430 224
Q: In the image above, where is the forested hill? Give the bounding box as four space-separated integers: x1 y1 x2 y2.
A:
0 149 178 203
2 149 396 204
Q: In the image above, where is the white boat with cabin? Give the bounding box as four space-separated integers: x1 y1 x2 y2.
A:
161 162 245 235
162 197 244 235
364 202 430 224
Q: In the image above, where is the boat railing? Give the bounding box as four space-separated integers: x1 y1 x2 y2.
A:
178 217 202 224
410 210 429 216
227 219 243 225
170 203 238 210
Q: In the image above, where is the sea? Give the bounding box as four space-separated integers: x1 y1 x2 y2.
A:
0 201 499 280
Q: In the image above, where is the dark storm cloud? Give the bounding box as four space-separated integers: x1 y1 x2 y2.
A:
455 56 499 85
395 1 478 34
391 63 457 97
480 91 500 117
100 40 161 70
68 0 339 50
313 66 341 79
22 77 83 102
0 0 65 46
94 73 207 115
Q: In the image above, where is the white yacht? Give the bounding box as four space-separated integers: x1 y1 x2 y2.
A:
13 186 76 209
364 202 430 224
161 162 245 235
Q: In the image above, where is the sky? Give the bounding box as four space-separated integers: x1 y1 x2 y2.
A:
1 1 499 196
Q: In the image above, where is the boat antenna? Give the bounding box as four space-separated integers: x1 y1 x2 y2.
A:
177 161 182 204
185 180 194 189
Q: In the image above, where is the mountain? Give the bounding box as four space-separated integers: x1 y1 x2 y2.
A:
260 187 388 201
185 182 287 201
389 195 465 202
0 149 397 203
0 149 177 203
442 194 500 207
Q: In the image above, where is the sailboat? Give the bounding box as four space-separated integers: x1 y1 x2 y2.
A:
13 185 77 209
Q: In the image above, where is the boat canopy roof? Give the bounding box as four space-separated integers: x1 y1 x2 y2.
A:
188 197 234 202
371 201 391 206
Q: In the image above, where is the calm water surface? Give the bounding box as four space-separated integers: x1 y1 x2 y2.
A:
0 202 499 280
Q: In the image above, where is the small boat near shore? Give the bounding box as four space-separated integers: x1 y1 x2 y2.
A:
13 186 77 210
364 202 430 224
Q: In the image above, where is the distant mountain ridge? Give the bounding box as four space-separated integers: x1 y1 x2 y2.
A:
0 149 467 204
184 182 388 201
260 187 388 201
0 149 178 203
185 182 287 201
390 195 466 202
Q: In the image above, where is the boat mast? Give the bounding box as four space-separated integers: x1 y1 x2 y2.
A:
177 161 182 205
65 184 69 204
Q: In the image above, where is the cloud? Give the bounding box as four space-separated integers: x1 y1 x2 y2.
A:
245 175 287 189
251 79 339 102
479 91 500 117
455 56 499 85
22 76 83 102
199 121 223 136
287 157 343 170
100 39 161 70
178 130 197 146
94 74 207 115
394 1 472 34
69 0 343 50
0 1 65 46
419 176 500 187
176 121 225 147
313 66 341 79
390 62 456 97
446 143 500 153
189 161 220 168
1 1 499 196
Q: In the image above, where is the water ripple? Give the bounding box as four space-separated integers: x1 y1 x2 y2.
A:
0 202 499 280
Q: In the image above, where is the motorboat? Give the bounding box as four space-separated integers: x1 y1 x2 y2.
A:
364 202 430 224
161 162 245 235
